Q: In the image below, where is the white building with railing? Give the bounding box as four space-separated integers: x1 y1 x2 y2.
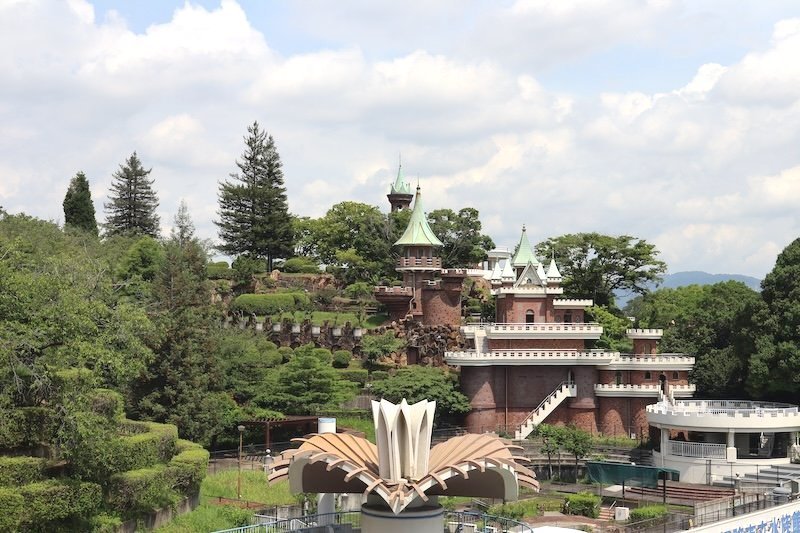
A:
647 398 800 484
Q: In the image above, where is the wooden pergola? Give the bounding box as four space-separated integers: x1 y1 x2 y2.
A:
240 415 319 449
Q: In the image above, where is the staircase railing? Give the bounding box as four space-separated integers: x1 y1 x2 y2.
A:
518 381 574 431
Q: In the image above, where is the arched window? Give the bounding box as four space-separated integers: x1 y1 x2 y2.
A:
615 371 622 385
672 371 679 380
525 310 535 324
567 370 575 384
644 371 651 380
564 312 573 323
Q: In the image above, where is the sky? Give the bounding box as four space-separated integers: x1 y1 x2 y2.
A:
2 0 800 278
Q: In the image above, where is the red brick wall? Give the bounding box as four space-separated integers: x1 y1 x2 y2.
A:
461 367 497 433
487 338 585 350
421 285 461 326
633 339 658 354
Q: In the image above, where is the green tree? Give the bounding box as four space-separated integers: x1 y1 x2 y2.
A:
657 282 764 398
624 285 707 329
104 152 160 237
360 331 404 367
129 207 233 445
63 171 97 235
563 426 593 480
370 367 470 420
216 122 294 271
585 306 633 352
534 424 566 480
427 207 494 267
746 239 800 400
535 233 666 308
256 344 356 414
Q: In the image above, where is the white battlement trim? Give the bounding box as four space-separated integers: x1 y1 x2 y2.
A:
594 384 695 397
445 349 619 366
606 355 695 370
626 328 663 339
553 299 594 308
493 287 564 296
647 400 800 431
474 322 603 339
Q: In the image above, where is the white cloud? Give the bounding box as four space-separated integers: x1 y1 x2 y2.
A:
0 1 799 279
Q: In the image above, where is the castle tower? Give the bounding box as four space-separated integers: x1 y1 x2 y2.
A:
510 225 538 279
387 162 413 212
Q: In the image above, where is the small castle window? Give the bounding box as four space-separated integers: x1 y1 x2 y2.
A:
525 310 535 324
644 371 652 380
564 312 573 323
615 371 622 385
672 371 679 380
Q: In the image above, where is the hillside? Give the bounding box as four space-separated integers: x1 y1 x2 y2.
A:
615 271 762 307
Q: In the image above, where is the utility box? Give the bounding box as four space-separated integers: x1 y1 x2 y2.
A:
615 507 630 521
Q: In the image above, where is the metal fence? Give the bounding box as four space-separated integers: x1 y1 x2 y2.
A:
212 510 534 533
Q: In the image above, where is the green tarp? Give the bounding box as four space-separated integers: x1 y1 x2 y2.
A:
586 461 680 488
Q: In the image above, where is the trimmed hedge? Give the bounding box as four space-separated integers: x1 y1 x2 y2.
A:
630 504 668 522
207 261 233 279
115 421 178 471
282 257 320 273
0 407 57 449
0 456 46 486
176 438 204 453
89 388 125 421
332 350 352 369
563 492 600 518
231 293 297 315
370 370 390 381
168 448 210 493
52 368 96 398
20 479 102 526
107 465 178 515
339 368 368 386
0 487 24 532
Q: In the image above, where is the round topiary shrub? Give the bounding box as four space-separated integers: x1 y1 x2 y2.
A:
332 350 352 368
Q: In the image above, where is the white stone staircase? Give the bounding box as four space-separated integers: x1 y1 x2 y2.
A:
514 381 578 440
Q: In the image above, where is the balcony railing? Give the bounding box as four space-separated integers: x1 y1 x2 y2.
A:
445 349 618 365
489 322 602 333
397 257 442 269
606 355 695 369
594 384 696 397
374 286 412 295
649 400 799 417
668 439 727 459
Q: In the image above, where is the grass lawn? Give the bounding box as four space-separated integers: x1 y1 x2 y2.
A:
156 471 298 532
336 416 375 443
363 312 389 328
270 311 362 326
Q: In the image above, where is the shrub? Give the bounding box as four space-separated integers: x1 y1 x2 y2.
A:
52 368 96 399
311 348 333 364
0 456 46 486
291 292 313 310
89 388 125 420
339 368 368 386
231 293 297 315
344 282 373 300
176 438 204 453
168 448 210 493
107 466 178 515
370 370 390 381
89 513 123 532
232 255 265 286
332 350 352 368
629 504 668 522
487 500 542 520
278 346 294 363
207 261 233 279
282 257 320 273
20 479 102 525
0 486 24 531
563 492 600 518
361 331 404 364
0 407 57 449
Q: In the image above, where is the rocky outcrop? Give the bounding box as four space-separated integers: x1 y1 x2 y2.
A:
377 319 466 367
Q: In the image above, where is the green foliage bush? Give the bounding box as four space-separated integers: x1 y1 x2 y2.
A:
231 293 298 315
107 465 178 515
332 350 352 368
487 499 541 520
278 346 294 363
207 261 233 279
0 407 56 449
168 448 210 493
563 492 600 518
361 331 404 364
52 367 96 398
311 348 333 364
20 479 102 526
89 388 125 420
344 281 373 300
176 438 204 453
0 456 46 486
89 513 123 532
629 504 668 522
370 370 390 381
339 368 368 386
0 486 24 531
282 257 320 273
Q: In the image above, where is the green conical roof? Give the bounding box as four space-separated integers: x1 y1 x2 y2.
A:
394 186 443 247
511 225 539 267
390 163 412 195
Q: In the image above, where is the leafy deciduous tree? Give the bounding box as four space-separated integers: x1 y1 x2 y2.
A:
216 122 294 271
427 207 494 268
535 233 667 308
370 366 470 420
104 152 160 237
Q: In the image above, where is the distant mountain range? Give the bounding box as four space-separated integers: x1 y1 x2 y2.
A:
615 271 762 307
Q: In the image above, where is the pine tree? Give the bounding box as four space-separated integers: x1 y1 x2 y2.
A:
63 171 98 235
104 152 160 237
216 122 294 271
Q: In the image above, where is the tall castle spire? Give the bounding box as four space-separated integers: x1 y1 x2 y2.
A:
387 156 413 212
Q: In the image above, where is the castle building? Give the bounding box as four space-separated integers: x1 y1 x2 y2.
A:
444 226 696 438
386 163 413 212
374 185 465 330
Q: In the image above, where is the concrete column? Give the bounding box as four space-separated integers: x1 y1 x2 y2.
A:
660 427 668 467
318 418 337 524
727 430 735 448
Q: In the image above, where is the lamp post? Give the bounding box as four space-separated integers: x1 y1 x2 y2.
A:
237 425 245 500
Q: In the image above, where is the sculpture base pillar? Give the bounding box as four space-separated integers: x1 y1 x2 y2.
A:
360 503 443 533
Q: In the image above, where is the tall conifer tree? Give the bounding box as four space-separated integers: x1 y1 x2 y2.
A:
216 122 293 271
63 171 98 235
104 152 160 237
